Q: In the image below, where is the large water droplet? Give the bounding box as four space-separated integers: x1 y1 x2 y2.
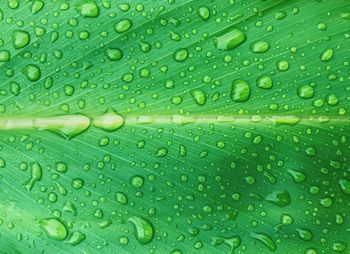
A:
197 6 210 21
92 110 124 131
265 190 291 207
114 19 132 33
76 1 99 18
22 64 41 82
40 218 67 241
250 41 270 53
251 232 277 252
128 216 154 245
34 114 90 139
173 48 188 62
298 84 314 99
190 89 206 106
12 30 30 49
231 80 250 102
214 28 246 51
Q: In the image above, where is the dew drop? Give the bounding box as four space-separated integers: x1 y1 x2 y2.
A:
128 216 154 245
214 27 246 51
197 6 210 21
115 19 132 33
92 110 124 132
22 64 41 82
231 80 250 102
40 218 67 241
250 41 270 53
12 30 30 49
190 89 206 106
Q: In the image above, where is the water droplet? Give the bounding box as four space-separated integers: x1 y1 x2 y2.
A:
250 41 270 53
333 242 347 252
212 236 241 253
173 48 188 62
40 218 67 241
12 30 30 49
131 175 144 188
320 48 333 62
296 228 313 241
128 216 154 245
35 114 90 139
339 179 350 194
281 214 293 225
277 60 289 71
190 89 206 106
197 7 210 21
231 80 250 102
114 19 132 33
270 116 301 126
72 178 84 189
92 110 124 132
56 162 68 173
0 50 10 62
68 231 86 246
214 27 246 51
31 0 44 14
287 169 306 182
251 232 277 252
105 48 123 61
257 76 273 89
22 64 41 82
297 84 314 99
23 162 42 191
115 191 128 205
320 197 333 207
265 190 291 207
76 1 99 18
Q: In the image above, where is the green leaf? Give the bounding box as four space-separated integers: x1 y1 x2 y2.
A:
0 0 349 253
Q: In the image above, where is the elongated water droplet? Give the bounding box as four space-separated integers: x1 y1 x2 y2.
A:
250 41 270 53
270 116 301 126
68 231 86 246
105 48 123 61
265 190 291 207
320 48 334 62
190 89 206 106
214 28 246 51
92 110 124 131
40 218 67 241
31 0 44 14
339 179 350 194
251 232 277 252
287 169 306 182
35 114 90 139
23 162 42 191
296 228 313 241
128 216 154 245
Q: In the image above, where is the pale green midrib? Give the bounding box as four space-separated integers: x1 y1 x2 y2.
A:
0 114 348 131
